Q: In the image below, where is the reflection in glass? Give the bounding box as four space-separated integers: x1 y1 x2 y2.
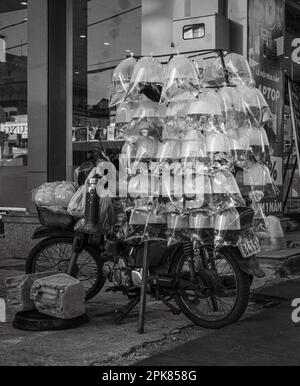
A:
72 0 141 170
0 2 28 207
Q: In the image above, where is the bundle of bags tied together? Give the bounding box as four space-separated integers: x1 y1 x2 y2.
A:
108 52 279 247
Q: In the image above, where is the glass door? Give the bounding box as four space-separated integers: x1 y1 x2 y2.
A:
0 1 28 208
71 0 141 175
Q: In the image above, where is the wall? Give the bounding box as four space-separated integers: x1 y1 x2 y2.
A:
141 0 174 56
141 0 248 56
226 0 248 56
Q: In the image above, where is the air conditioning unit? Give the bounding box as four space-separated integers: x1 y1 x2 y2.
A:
173 0 225 20
173 14 229 53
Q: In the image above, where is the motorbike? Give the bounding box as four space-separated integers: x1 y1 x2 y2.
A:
26 202 264 330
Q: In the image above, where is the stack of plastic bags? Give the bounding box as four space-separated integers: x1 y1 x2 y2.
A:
106 52 279 248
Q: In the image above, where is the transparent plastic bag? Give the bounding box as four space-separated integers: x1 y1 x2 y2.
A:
67 168 97 218
166 213 190 245
180 128 207 163
158 101 190 161
252 200 269 241
165 101 190 132
252 209 286 252
240 163 278 198
248 127 270 164
259 216 286 251
121 102 165 172
129 209 167 239
184 173 213 211
194 56 225 87
67 185 86 218
134 135 159 161
211 170 245 212
188 91 224 133
189 210 215 244
33 182 58 207
124 101 166 142
229 127 251 169
161 55 200 102
219 86 249 132
127 174 160 202
214 207 241 246
225 53 254 87
33 181 77 209
109 57 137 107
157 140 181 161
125 57 164 103
240 86 272 128
206 131 233 167
54 182 77 208
115 102 136 140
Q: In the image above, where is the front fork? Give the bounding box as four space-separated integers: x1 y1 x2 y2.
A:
67 234 86 276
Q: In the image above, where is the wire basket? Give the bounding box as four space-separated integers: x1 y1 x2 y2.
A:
36 206 73 229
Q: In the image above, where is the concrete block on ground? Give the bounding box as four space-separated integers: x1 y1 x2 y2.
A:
30 274 86 320
5 271 57 312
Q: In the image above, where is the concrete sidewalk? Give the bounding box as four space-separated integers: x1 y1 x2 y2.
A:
0 247 299 366
136 280 300 366
0 256 263 366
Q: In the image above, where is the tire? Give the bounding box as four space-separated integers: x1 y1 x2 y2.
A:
170 246 251 329
26 237 105 301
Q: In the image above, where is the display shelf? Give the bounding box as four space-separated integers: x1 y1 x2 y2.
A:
73 140 125 152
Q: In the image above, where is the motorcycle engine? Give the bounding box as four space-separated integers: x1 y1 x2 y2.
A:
102 258 143 289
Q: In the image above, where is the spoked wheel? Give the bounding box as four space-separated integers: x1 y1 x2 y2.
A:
26 237 105 300
170 245 251 329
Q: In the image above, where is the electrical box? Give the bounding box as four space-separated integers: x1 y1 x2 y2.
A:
173 0 225 21
173 14 229 53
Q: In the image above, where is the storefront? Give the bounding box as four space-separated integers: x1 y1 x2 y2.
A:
0 0 299 217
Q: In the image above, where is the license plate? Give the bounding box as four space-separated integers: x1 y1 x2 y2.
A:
237 229 261 258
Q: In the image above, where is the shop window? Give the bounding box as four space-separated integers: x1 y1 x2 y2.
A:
0 1 28 208
72 0 141 171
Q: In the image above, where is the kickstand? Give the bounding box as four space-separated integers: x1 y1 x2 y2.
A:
138 240 149 334
114 295 140 324
158 295 181 315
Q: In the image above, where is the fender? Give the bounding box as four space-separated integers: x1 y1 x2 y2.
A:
234 254 265 278
219 246 265 279
32 226 75 240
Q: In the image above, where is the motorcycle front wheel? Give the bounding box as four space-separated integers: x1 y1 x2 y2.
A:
26 236 105 301
170 246 251 329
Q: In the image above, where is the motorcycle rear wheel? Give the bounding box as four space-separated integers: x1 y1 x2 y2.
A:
170 246 251 329
26 236 105 301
